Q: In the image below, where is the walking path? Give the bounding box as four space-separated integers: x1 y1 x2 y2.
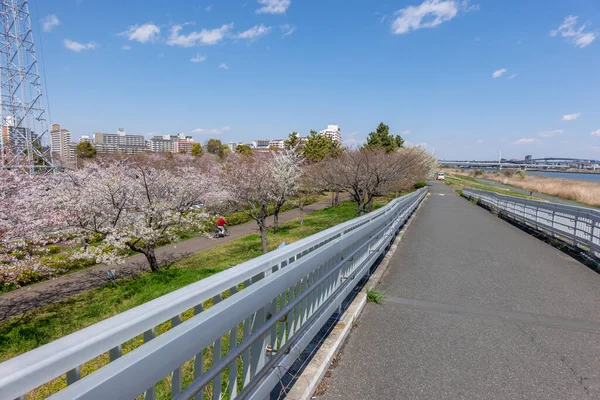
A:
0 196 345 321
320 182 600 399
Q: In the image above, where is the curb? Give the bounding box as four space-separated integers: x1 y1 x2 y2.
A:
284 193 430 400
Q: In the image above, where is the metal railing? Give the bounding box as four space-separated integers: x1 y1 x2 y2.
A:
0 188 427 400
463 189 600 256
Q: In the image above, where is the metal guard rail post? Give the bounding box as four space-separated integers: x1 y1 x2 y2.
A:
0 188 428 400
463 188 600 257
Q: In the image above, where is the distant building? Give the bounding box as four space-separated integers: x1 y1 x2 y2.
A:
79 135 91 143
173 140 196 154
268 139 285 149
2 125 38 155
148 132 194 152
525 155 533 163
319 124 342 143
93 128 148 154
251 139 271 152
50 123 72 160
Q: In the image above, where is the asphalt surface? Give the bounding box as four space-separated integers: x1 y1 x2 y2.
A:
0 195 345 321
319 182 600 399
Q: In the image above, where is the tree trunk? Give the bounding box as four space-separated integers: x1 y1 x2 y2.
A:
273 201 284 233
258 204 268 254
299 203 305 225
144 248 160 272
367 198 373 213
129 242 161 272
334 192 340 206
357 199 365 216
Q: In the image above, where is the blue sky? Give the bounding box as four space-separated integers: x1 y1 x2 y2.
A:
33 0 600 160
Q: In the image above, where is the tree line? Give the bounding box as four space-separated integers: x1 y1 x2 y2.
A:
1 122 436 285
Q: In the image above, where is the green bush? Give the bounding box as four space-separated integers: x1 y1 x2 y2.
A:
46 245 62 255
413 181 427 189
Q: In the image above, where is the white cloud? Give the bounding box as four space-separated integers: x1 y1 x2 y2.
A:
192 126 232 134
551 16 596 48
591 129 600 137
63 39 97 52
405 141 428 148
513 138 540 145
562 113 581 121
206 5 212 12
508 73 518 79
256 0 291 14
391 0 465 35
476 139 484 144
537 129 563 138
281 24 296 36
492 68 507 78
237 25 272 40
167 23 233 47
191 54 207 63
41 14 60 32
401 130 411 135
218 63 230 70
121 45 132 50
120 23 160 43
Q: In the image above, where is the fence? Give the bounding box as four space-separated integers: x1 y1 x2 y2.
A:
463 189 600 257
0 188 427 400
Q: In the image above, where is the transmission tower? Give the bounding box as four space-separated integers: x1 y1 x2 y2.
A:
0 0 54 173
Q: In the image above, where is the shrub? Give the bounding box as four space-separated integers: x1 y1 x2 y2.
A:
413 181 427 189
473 169 485 177
516 170 526 179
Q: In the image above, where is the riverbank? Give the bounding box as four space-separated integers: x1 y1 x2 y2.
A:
490 174 600 206
445 169 600 207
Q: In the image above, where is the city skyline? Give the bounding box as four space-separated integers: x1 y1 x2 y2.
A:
31 0 600 160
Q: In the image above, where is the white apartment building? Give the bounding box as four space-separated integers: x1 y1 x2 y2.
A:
50 123 72 159
268 139 285 149
319 124 342 143
93 128 148 154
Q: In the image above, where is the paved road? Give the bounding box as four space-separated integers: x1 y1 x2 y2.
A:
0 195 344 321
320 182 600 399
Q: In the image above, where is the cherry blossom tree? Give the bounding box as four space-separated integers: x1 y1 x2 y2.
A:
319 148 435 215
0 171 65 287
58 159 221 272
220 154 278 254
271 149 303 233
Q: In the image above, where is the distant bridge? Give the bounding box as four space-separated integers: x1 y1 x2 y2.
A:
439 157 599 169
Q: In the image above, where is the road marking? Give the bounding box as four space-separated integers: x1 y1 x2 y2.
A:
438 194 445 196
384 296 600 334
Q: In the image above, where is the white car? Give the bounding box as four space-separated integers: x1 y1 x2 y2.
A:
436 172 445 181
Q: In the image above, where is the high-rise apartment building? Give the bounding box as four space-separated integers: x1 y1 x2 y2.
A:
93 128 148 154
319 125 342 143
50 123 72 160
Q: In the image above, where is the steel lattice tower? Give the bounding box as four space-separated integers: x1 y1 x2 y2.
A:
0 0 54 172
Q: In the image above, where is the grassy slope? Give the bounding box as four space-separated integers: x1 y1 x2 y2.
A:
443 174 534 199
0 198 386 363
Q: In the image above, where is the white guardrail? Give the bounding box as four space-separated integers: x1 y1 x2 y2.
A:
463 188 600 257
0 188 427 400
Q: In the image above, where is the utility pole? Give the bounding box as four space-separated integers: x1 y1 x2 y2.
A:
0 0 54 173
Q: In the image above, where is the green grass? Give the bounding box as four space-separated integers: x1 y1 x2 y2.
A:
0 198 390 367
444 174 533 199
366 288 385 304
